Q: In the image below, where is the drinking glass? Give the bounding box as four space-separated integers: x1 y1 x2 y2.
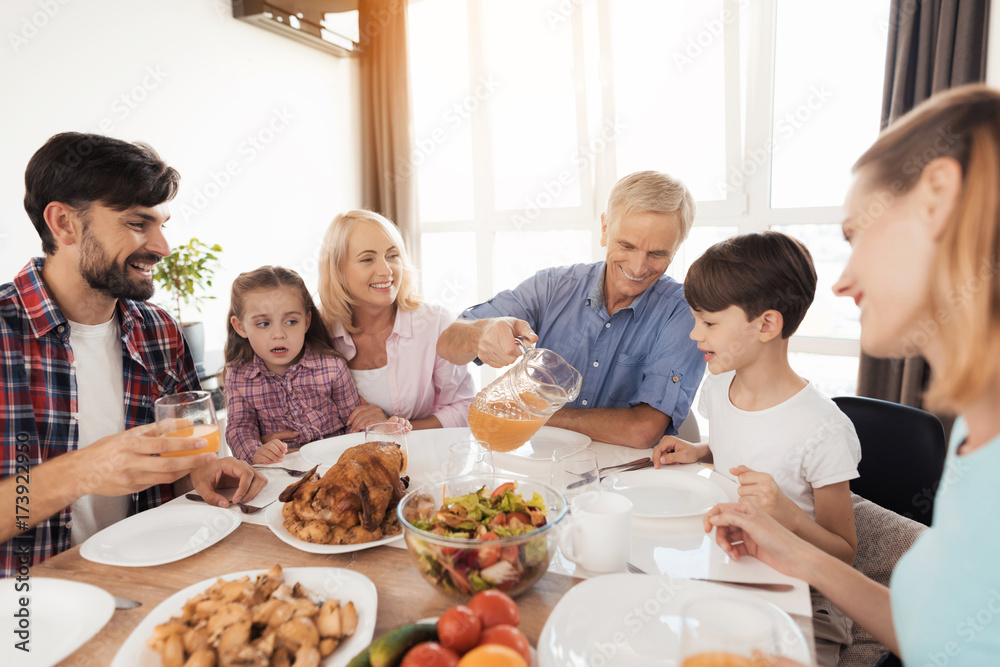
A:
679 597 780 666
445 440 494 477
549 446 599 500
154 391 221 457
366 422 409 472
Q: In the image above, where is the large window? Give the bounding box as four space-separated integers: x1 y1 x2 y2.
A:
409 0 890 393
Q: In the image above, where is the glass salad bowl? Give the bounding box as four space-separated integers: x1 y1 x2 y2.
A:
397 475 568 599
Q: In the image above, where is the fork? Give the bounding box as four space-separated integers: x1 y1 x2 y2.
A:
569 457 650 478
251 465 310 477
184 493 274 515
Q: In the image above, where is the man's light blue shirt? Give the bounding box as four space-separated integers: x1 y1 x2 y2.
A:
460 262 705 435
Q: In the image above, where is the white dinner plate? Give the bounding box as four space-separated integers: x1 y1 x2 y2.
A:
498 426 592 460
601 469 727 518
112 567 377 667
538 575 811 666
264 502 403 553
0 577 114 666
80 504 241 566
299 433 367 466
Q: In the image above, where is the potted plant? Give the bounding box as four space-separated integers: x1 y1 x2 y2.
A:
153 238 222 379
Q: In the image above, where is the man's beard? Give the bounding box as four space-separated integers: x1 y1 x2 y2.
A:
79 226 159 302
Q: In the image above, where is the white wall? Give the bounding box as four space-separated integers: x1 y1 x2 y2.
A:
0 0 362 373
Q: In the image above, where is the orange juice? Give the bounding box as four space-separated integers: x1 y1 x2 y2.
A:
468 397 547 453
682 652 760 667
161 423 220 456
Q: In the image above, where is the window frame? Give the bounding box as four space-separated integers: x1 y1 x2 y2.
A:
413 0 865 381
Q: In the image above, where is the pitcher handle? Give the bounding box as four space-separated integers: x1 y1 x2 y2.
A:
513 336 534 356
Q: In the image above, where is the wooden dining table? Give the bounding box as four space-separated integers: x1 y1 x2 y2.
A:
32 522 579 666
27 427 816 665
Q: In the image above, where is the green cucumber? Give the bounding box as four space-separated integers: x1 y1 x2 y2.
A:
346 647 373 667
368 622 439 667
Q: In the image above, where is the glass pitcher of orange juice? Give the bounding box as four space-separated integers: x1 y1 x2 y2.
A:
468 344 582 453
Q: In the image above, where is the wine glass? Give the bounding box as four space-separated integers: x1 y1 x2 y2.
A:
549 446 599 501
365 422 408 472
679 597 780 666
154 391 221 457
445 439 494 477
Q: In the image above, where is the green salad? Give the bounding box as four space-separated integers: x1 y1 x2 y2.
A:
407 482 551 597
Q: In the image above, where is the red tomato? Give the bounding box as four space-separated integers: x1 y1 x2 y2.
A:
490 482 516 499
478 625 531 664
476 531 501 568
467 590 521 628
499 545 519 564
400 642 461 667
505 511 531 528
437 605 482 654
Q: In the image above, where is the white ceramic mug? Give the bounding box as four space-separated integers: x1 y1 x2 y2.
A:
559 491 633 573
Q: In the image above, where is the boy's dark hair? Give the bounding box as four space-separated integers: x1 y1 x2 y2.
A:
684 231 817 339
24 132 180 255
225 265 340 367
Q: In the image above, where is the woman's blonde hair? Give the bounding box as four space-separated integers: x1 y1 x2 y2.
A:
854 84 1000 411
318 210 421 334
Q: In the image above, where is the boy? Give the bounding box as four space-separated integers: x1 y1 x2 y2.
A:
652 231 860 666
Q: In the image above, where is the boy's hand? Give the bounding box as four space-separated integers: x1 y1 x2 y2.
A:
253 439 288 464
732 465 798 528
652 435 703 468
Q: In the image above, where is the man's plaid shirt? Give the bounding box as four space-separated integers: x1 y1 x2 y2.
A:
1 258 200 577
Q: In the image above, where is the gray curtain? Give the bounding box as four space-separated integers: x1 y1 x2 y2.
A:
858 0 989 423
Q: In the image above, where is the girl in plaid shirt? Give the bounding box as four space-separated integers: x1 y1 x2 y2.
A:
224 266 409 464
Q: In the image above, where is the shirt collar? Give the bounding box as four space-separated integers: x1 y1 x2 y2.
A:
15 257 145 339
584 264 607 313
584 262 657 317
330 308 410 348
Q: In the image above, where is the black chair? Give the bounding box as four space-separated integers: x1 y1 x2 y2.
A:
833 396 947 527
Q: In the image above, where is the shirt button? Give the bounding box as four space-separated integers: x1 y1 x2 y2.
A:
57 325 65 333
605 323 611 329
66 520 73 529
581 399 588 406
672 375 680 383
592 361 599 368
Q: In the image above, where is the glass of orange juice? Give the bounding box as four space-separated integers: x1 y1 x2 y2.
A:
679 597 780 666
154 391 221 457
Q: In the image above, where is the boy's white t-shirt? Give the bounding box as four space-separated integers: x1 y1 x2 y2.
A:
698 370 861 519
67 317 129 546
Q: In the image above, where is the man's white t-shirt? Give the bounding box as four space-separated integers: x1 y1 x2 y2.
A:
698 370 861 519
68 317 129 546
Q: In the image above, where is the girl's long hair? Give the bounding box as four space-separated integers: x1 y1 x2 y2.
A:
224 265 338 367
318 210 421 335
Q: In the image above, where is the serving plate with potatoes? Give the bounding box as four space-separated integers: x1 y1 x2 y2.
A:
112 565 378 667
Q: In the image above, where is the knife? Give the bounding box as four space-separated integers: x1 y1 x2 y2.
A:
626 562 794 591
688 578 795 592
566 458 655 490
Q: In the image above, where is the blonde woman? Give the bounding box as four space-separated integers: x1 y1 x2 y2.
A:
707 84 1000 663
318 210 475 432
